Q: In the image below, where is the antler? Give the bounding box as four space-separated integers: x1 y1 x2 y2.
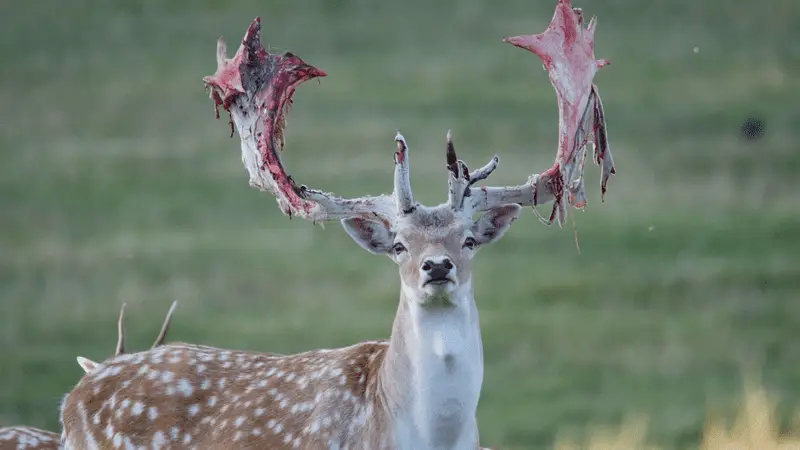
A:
204 0 615 228
115 301 179 357
77 302 179 374
462 0 616 226
445 130 500 212
203 18 416 225
115 303 126 357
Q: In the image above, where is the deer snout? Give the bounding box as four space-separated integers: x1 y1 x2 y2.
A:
420 256 455 286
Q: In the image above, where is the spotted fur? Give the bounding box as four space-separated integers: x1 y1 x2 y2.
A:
0 426 60 450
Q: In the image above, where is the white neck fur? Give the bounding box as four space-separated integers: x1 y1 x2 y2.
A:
380 279 484 449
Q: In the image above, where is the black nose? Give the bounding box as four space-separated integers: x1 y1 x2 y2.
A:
421 258 454 279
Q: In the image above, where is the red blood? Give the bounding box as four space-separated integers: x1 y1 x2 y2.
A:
203 18 326 216
503 0 612 221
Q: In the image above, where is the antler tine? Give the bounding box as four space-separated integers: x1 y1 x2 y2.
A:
446 130 469 211
151 301 178 349
446 130 500 214
204 18 397 225
470 1 615 226
115 303 126 357
468 153 500 186
393 132 415 215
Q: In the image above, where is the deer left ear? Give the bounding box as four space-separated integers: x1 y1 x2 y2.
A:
471 204 521 245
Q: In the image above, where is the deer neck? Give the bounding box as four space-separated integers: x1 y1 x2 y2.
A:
377 279 484 449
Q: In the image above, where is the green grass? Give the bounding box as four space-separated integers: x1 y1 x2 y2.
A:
1 0 799 448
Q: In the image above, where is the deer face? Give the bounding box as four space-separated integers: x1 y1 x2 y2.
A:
342 203 521 304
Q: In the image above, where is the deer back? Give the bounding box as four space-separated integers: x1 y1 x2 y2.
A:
60 341 400 449
0 426 60 450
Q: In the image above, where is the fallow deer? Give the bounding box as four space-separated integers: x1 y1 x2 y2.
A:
76 301 179 374
59 1 616 448
0 426 60 450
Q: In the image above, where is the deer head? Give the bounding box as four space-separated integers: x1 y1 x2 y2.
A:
202 9 614 311
340 133 521 306
202 4 615 268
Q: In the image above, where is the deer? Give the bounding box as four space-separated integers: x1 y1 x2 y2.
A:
0 426 61 450
58 1 616 448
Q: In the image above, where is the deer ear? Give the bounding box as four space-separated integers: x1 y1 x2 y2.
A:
472 204 521 245
77 356 99 373
341 217 395 255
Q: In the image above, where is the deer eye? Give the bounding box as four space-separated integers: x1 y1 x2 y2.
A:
392 242 407 255
463 237 478 250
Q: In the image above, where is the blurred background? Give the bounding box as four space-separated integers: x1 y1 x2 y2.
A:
1 0 798 448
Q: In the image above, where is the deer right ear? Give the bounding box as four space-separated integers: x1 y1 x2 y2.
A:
341 217 395 255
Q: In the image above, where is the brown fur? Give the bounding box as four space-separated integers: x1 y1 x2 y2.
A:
77 301 178 374
61 341 394 449
0 426 60 450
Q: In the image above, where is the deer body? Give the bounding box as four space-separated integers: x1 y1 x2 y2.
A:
62 341 392 449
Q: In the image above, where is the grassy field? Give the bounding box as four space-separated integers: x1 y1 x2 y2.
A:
1 0 798 448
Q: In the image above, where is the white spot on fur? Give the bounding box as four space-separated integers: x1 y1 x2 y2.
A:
178 378 193 396
153 431 166 449
131 402 144 416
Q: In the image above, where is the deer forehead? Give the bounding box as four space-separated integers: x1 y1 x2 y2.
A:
394 206 471 247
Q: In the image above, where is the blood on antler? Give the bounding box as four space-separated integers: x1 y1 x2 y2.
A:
503 0 615 225
203 0 615 228
203 18 402 224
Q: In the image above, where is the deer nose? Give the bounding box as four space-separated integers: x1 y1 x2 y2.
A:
421 257 454 279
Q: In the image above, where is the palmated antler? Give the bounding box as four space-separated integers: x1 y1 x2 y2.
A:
490 0 616 226
203 18 416 225
204 0 615 228
436 0 615 225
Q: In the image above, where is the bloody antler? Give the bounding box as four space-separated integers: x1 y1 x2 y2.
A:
204 0 615 229
203 18 407 224
469 0 616 226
